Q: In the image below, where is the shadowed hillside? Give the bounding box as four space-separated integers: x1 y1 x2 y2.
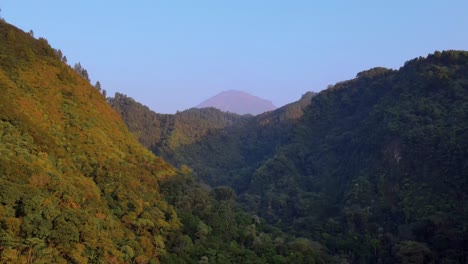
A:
243 51 468 263
115 51 468 263
109 91 315 188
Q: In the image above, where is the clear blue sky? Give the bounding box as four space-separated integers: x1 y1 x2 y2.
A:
2 1 467 113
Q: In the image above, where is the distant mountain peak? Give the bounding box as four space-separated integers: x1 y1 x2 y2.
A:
195 90 276 115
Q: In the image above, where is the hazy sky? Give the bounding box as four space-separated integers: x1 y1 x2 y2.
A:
2 1 467 113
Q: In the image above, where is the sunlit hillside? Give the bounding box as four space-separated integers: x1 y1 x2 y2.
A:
0 20 180 263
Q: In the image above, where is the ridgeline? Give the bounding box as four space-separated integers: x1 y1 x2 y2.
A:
0 20 334 263
113 51 468 263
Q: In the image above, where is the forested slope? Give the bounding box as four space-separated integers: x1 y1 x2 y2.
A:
0 20 334 263
109 91 315 188
115 51 468 263
0 20 182 263
244 51 468 263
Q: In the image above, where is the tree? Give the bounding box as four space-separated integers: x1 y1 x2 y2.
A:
54 49 63 60
394 241 432 264
94 81 102 91
214 186 236 201
73 62 90 82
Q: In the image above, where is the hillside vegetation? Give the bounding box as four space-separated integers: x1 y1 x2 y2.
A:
0 20 334 263
109 91 315 188
0 20 182 263
3 16 466 264
244 52 468 263
115 51 468 263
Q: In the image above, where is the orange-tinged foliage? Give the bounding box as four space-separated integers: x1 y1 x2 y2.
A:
0 20 179 263
28 173 51 187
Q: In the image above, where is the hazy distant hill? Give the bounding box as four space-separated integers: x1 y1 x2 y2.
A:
195 90 277 115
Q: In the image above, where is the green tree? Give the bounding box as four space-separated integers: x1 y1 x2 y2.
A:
73 62 90 82
394 241 432 264
95 81 102 91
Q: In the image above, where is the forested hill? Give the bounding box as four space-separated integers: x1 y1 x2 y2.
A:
0 19 181 263
108 92 249 153
244 51 468 263
0 20 336 263
115 51 468 263
108 91 316 187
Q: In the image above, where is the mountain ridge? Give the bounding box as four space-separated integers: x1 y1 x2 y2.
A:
3 17 467 263
109 91 314 187
114 50 468 263
0 20 332 263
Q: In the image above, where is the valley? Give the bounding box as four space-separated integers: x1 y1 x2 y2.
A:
111 52 468 263
1 17 467 263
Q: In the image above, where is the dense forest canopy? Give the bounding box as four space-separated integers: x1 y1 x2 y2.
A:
109 91 315 188
113 51 468 263
244 51 468 263
0 19 182 263
1 15 467 264
0 19 337 263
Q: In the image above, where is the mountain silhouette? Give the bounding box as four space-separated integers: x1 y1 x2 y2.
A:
196 90 276 115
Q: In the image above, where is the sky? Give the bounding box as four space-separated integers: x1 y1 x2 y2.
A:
2 1 467 113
